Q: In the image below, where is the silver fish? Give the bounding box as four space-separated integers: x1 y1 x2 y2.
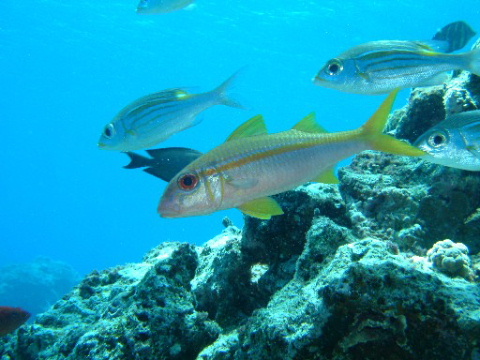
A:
98 72 242 151
414 110 480 171
137 0 194 14
158 90 425 219
313 41 480 95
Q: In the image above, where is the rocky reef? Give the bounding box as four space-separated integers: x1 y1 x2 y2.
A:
2 65 480 360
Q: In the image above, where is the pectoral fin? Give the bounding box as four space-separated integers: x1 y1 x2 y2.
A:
227 177 258 189
416 72 449 87
238 197 284 219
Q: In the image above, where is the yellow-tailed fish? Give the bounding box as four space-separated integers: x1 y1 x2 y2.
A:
313 40 480 95
98 72 243 151
158 90 425 219
136 0 194 14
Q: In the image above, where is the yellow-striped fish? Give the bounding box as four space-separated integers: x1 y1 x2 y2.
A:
158 91 425 219
98 72 242 151
313 41 480 95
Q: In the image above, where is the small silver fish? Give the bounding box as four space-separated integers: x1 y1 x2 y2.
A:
313 41 480 94
414 110 480 171
137 0 194 14
98 73 242 151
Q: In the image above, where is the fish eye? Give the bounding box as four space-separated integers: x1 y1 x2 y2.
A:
325 59 343 76
103 124 115 139
178 173 199 191
427 132 448 148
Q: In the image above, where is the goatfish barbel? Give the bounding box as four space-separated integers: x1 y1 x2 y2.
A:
159 90 425 219
98 72 242 151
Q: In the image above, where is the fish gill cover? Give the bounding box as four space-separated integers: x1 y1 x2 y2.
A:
1 0 480 359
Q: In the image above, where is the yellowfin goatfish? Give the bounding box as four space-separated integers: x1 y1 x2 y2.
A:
313 41 480 94
158 90 425 219
98 73 242 151
414 110 480 171
137 0 194 14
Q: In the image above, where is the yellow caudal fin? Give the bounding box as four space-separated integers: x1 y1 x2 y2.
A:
238 197 284 219
361 90 426 157
225 115 267 142
292 112 328 133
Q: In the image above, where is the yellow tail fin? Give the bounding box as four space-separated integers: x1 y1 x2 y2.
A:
361 90 426 157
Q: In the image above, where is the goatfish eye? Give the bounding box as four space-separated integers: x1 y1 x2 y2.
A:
427 131 448 148
178 173 199 191
103 123 116 139
325 59 344 76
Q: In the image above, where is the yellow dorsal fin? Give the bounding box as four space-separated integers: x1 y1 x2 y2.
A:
238 197 284 219
312 166 339 184
225 115 267 142
360 89 426 157
292 112 328 133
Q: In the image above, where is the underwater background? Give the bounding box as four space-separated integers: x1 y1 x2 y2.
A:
2 1 479 281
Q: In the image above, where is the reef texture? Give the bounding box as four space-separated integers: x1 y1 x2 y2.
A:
2 69 480 360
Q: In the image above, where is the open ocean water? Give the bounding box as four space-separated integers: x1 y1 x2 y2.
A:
1 0 478 281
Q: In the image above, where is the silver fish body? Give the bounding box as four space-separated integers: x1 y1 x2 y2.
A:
313 40 480 94
137 0 194 14
414 110 480 171
98 73 242 151
159 91 425 219
159 130 367 218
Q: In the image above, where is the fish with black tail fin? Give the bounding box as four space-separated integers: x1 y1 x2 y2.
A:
124 147 203 182
98 71 243 151
158 90 425 219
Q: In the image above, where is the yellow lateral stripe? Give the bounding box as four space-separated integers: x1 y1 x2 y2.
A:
200 130 362 177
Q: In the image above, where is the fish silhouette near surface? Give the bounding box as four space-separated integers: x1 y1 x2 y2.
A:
98 72 243 151
137 0 194 14
0 306 30 336
158 90 425 220
414 110 480 171
124 147 203 182
313 21 479 95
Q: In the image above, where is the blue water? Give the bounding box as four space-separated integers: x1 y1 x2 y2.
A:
1 0 479 277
